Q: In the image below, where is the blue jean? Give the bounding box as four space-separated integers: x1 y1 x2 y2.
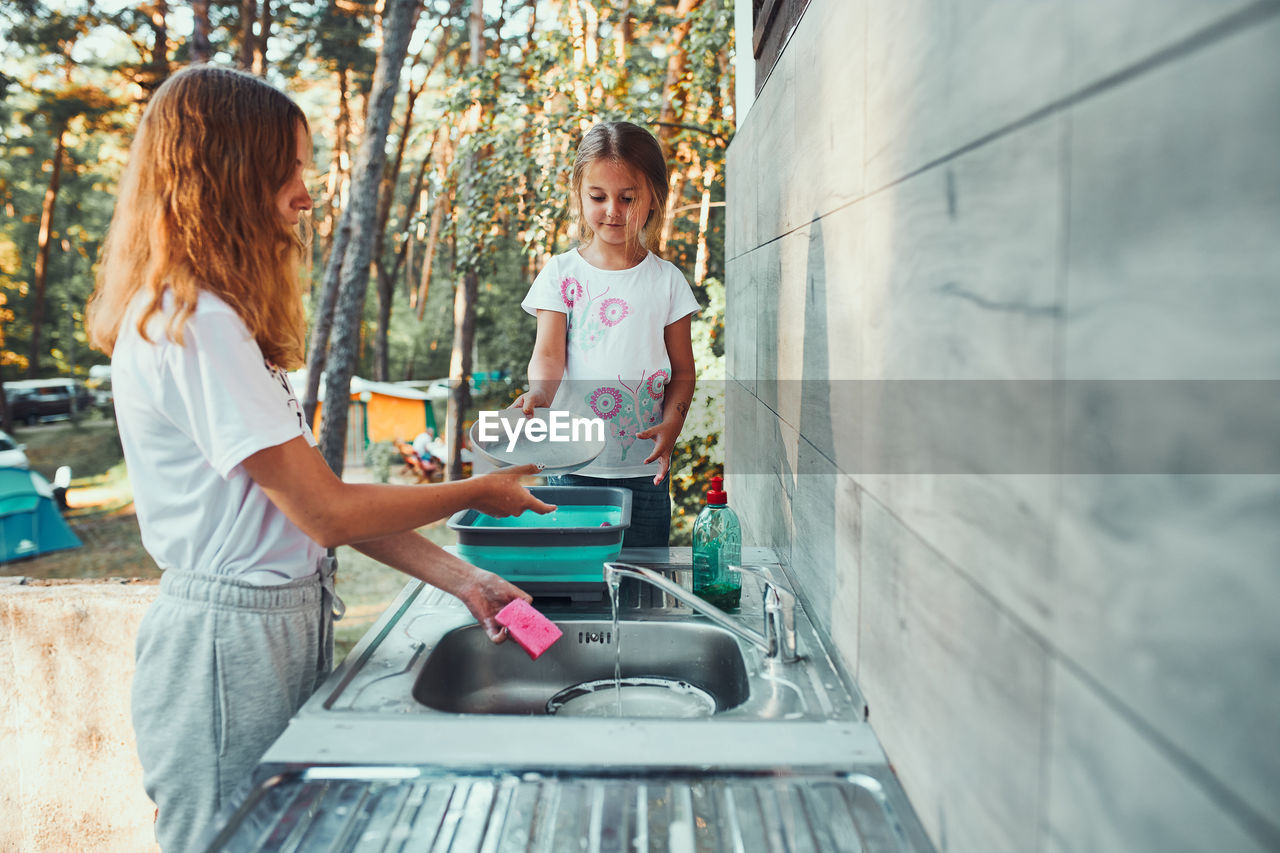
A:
546 473 671 547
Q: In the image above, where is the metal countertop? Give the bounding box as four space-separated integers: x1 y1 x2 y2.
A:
207 547 934 852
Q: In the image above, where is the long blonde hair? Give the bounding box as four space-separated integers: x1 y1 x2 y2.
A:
87 65 311 369
570 121 669 258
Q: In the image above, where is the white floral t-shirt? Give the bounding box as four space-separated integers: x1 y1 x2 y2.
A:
521 249 700 478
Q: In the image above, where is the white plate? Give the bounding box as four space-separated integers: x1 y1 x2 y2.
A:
468 408 606 475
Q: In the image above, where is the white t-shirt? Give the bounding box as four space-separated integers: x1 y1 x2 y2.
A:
112 290 325 585
521 249 700 477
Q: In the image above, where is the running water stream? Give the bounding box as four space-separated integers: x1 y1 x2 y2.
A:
579 565 715 719
608 568 622 715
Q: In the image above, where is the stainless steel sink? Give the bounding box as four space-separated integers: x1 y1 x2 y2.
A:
238 552 936 851
413 619 750 715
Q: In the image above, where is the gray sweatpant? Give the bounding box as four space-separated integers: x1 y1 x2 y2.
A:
131 562 337 852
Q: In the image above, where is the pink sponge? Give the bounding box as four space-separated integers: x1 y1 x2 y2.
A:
495 599 563 660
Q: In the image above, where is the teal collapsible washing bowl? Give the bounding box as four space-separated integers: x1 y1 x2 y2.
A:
447 486 632 584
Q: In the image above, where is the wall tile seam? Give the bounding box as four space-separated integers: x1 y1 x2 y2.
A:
859 0 1280 203
853 476 1280 850
1047 651 1280 851
736 4 1280 847
855 485 1053 661
731 0 1280 258
851 493 1277 851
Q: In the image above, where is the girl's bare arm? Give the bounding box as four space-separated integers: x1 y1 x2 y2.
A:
638 314 697 482
351 531 531 640
241 437 555 549
514 310 568 413
661 314 697 426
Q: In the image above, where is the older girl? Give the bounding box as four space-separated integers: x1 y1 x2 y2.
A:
86 65 552 850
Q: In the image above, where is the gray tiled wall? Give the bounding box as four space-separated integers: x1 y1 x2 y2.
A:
725 1 1280 851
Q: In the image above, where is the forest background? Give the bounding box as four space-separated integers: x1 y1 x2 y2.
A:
0 0 735 548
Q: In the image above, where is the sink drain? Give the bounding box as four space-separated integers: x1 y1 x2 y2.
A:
547 677 717 718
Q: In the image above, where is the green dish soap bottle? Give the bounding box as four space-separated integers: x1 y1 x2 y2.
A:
692 474 742 610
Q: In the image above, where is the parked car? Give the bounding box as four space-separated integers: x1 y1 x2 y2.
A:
3 379 97 425
87 365 113 413
0 429 29 469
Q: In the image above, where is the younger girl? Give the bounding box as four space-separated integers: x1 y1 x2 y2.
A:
513 121 698 547
86 66 552 851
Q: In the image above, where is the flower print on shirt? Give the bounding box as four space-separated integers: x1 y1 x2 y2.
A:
589 386 625 420
599 298 629 327
561 277 630 352
586 370 664 460
560 276 584 308
645 370 669 401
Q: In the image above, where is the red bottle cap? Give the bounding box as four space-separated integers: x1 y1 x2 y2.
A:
707 475 727 505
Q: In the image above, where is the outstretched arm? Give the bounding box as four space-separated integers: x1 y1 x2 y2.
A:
638 314 696 484
512 310 567 414
352 532 531 641
241 438 555 549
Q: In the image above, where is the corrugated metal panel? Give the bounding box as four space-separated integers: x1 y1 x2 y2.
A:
208 770 910 852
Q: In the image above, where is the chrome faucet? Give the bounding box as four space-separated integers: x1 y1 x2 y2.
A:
604 563 800 663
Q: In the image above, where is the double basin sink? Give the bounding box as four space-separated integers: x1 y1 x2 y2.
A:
415 618 750 715
226 551 935 852
315 556 861 722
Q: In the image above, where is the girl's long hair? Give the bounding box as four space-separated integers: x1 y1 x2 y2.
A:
570 121 669 258
87 65 311 369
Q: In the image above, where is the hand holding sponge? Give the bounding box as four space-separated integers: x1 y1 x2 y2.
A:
495 599 563 659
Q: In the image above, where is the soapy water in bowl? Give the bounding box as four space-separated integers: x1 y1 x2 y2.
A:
473 505 622 528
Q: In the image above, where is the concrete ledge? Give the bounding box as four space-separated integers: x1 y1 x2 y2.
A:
0 579 159 852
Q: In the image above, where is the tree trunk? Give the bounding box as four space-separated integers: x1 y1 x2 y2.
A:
655 0 702 147
613 0 631 96
238 0 257 72
301 213 351 428
583 0 601 104
412 127 451 316
659 162 687 256
446 0 485 482
415 192 447 319
317 0 423 475
27 125 66 377
254 0 272 75
319 65 352 264
371 76 423 381
395 153 431 301
191 0 212 63
144 0 170 89
693 158 714 286
373 265 393 381
566 0 588 112
385 27 450 296
446 269 476 481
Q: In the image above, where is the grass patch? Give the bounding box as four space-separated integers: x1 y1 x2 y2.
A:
6 512 161 580
9 415 124 482
1 418 153 579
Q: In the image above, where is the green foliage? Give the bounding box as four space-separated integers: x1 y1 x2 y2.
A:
671 276 726 544
1 0 734 456
0 1 129 376
364 439 401 483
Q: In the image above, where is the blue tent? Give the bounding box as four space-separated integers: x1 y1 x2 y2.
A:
0 468 81 563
